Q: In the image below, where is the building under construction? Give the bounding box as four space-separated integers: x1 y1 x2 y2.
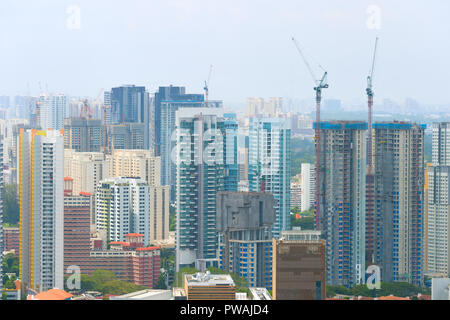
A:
315 121 367 287
373 121 425 286
64 118 104 152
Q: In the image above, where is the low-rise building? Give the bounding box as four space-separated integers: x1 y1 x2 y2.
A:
184 271 236 300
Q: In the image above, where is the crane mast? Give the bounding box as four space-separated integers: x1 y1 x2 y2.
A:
292 37 328 230
204 65 213 108
366 37 379 263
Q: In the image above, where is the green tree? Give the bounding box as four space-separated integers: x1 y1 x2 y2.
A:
291 215 314 230
290 138 315 177
207 267 250 294
155 274 167 289
1 292 7 300
2 253 19 276
3 184 19 226
169 205 176 231
90 270 117 288
174 267 199 287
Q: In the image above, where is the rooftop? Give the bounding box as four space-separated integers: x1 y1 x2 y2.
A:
28 289 73 300
185 271 235 287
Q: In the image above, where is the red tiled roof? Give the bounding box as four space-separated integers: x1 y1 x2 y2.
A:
136 246 160 251
28 289 73 300
377 295 410 300
79 191 92 196
110 241 130 246
64 177 73 181
125 233 144 237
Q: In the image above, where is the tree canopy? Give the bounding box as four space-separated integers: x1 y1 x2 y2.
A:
64 269 146 296
3 184 19 226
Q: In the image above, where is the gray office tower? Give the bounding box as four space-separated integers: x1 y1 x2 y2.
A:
159 87 222 199
110 85 151 149
373 122 425 286
217 192 275 289
316 121 367 288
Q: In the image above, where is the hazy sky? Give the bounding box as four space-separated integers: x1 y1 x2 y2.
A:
0 0 449 108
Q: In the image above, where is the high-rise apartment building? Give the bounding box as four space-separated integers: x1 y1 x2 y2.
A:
217 192 275 289
248 118 291 239
373 122 425 286
272 238 326 300
109 149 170 242
103 90 112 125
96 177 151 245
110 149 160 187
427 122 450 276
18 129 64 292
38 94 67 131
64 118 104 152
175 108 237 271
64 150 110 204
3 227 19 255
290 182 301 209
149 185 170 243
300 163 315 212
160 91 204 197
63 178 92 275
316 121 367 287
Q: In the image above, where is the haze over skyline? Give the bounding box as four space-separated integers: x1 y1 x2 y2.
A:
0 0 449 109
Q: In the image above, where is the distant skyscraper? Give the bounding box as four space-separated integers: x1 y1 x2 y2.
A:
159 89 209 198
373 122 425 286
427 122 450 276
110 85 147 124
38 94 67 131
248 118 291 239
103 91 112 125
175 108 237 271
108 122 146 150
300 163 315 212
110 85 151 149
316 121 367 287
245 97 264 117
153 86 189 156
217 192 275 289
18 129 64 292
96 177 151 245
64 118 104 152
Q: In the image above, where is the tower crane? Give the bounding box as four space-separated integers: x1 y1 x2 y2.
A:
292 37 328 231
204 65 213 108
365 37 379 263
366 37 378 173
